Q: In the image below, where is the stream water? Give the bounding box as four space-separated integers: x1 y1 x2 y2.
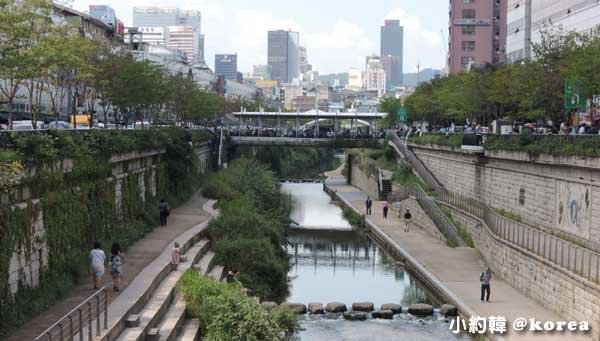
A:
281 182 470 341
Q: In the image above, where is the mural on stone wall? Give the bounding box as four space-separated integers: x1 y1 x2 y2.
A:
555 180 592 239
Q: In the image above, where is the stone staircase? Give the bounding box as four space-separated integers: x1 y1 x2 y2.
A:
109 241 223 341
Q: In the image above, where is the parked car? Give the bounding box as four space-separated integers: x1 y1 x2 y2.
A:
48 121 72 130
12 120 46 130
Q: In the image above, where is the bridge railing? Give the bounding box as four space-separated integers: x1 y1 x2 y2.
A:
35 287 108 341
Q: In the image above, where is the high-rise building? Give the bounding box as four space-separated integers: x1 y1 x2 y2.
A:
380 20 404 87
268 30 300 84
253 65 272 80
89 5 116 28
506 0 600 64
166 26 202 64
215 54 238 80
132 7 201 28
298 46 312 74
363 56 386 97
447 0 507 74
132 7 203 64
347 68 363 91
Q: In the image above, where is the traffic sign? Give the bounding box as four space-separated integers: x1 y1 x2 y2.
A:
397 107 407 122
565 80 586 109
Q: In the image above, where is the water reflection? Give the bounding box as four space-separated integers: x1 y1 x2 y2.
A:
287 229 432 307
283 183 471 340
282 182 351 229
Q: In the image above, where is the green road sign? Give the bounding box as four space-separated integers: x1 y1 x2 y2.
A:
565 80 586 109
397 107 407 122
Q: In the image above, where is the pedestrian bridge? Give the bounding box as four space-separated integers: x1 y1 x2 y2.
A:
229 109 388 148
229 136 384 148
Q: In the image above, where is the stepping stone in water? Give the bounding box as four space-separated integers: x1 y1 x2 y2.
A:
372 310 394 319
308 303 324 314
408 303 434 316
352 302 374 312
343 311 368 321
326 302 347 313
380 303 402 314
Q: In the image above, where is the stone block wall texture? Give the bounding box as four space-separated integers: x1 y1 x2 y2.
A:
350 162 380 200
392 198 446 243
444 204 600 340
411 145 600 249
6 144 211 296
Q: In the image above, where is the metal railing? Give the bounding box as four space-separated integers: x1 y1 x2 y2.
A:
387 131 446 195
35 287 108 341
388 183 465 247
439 190 600 285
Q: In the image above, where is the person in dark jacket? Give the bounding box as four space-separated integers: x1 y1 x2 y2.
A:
365 197 372 215
480 267 492 302
159 199 170 226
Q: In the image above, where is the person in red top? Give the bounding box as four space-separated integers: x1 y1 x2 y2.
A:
171 242 181 271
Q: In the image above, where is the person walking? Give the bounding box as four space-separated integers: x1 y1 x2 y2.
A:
110 243 125 292
90 242 106 290
403 209 412 232
171 242 181 271
365 197 372 215
159 199 170 226
382 200 389 219
480 267 492 302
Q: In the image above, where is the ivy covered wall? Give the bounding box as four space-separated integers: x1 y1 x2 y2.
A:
0 128 214 338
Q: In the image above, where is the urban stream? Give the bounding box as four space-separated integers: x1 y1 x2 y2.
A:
282 182 470 340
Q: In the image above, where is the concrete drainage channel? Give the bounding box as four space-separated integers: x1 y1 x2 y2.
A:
265 302 458 321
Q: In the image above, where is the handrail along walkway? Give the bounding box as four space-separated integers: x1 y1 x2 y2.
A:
35 287 108 341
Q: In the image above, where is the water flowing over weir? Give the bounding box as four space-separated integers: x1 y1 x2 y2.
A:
281 182 471 340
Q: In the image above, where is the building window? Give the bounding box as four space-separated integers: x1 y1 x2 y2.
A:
461 56 475 68
462 25 476 35
462 41 476 52
464 0 475 2
462 9 476 19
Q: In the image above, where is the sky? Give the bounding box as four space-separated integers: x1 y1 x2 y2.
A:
70 0 448 75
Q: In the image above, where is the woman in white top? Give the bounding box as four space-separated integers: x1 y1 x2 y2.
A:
90 241 106 290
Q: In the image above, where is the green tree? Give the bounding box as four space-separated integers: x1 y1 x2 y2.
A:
379 97 402 128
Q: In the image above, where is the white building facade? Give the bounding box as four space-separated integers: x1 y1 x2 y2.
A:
363 57 386 98
507 0 600 63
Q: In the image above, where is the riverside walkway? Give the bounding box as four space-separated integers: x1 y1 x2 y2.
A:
325 174 591 341
7 191 211 341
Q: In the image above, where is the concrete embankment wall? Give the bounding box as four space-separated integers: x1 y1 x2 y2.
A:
4 144 212 297
322 184 477 321
349 161 380 200
441 203 600 340
410 144 600 251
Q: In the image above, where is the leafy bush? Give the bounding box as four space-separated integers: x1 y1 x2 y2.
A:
485 134 600 158
203 159 291 301
178 271 300 341
409 133 464 149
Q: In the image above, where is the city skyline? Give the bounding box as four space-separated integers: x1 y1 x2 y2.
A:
69 0 447 74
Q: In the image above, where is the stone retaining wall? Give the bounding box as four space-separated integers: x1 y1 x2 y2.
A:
442 203 600 340
410 144 600 251
349 161 379 200
5 144 211 297
394 198 446 243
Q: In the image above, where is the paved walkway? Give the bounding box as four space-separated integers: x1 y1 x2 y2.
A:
327 176 591 341
7 191 210 341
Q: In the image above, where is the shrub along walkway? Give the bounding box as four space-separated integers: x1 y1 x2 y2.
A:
7 191 210 341
326 174 590 341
